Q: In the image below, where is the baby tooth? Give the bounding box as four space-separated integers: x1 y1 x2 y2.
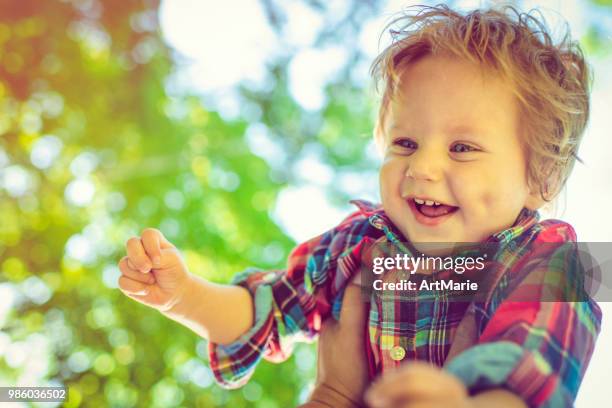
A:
434 201 440 206
414 198 425 204
425 200 434 206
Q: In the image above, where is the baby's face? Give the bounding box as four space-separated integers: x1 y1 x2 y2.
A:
379 55 541 248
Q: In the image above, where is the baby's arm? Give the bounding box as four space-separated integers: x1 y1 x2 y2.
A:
441 243 602 407
118 228 254 345
120 202 375 388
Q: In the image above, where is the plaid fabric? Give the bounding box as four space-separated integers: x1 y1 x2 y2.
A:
208 200 601 407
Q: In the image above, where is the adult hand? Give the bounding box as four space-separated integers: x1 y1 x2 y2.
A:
302 282 369 407
365 361 470 408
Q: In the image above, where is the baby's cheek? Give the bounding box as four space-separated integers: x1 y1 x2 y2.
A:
476 188 526 235
456 168 502 213
379 157 402 192
479 191 501 214
449 172 485 213
379 155 398 176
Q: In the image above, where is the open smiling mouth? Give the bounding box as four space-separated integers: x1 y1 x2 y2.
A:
407 197 459 224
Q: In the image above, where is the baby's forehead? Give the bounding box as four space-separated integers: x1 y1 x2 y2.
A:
384 58 520 130
393 54 513 92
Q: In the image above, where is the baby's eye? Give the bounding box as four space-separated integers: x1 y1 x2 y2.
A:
393 138 418 150
450 143 477 153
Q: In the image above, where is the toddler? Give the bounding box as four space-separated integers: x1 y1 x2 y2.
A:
118 4 601 407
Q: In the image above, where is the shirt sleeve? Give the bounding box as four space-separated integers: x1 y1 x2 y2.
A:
208 208 374 389
445 301 601 407
445 228 602 407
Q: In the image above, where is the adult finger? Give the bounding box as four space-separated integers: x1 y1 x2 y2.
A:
125 236 152 273
365 366 449 406
140 228 163 267
118 256 156 284
369 376 447 402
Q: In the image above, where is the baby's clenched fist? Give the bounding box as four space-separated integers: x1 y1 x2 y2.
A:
118 228 192 313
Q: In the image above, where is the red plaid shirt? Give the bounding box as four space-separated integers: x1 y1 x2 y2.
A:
208 200 601 407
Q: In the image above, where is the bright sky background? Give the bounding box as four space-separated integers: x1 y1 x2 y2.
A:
159 0 612 405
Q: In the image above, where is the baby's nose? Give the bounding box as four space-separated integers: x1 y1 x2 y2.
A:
405 153 443 181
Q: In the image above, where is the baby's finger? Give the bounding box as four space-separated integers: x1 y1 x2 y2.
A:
127 257 138 271
118 275 150 296
157 230 176 250
125 236 152 273
140 228 162 267
118 256 156 284
366 370 438 407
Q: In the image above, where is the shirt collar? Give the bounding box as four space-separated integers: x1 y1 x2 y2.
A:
349 199 540 246
487 207 540 244
349 199 409 244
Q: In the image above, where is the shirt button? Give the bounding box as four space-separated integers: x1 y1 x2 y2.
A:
390 345 406 361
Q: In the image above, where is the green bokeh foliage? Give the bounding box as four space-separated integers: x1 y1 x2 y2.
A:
1 0 609 406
